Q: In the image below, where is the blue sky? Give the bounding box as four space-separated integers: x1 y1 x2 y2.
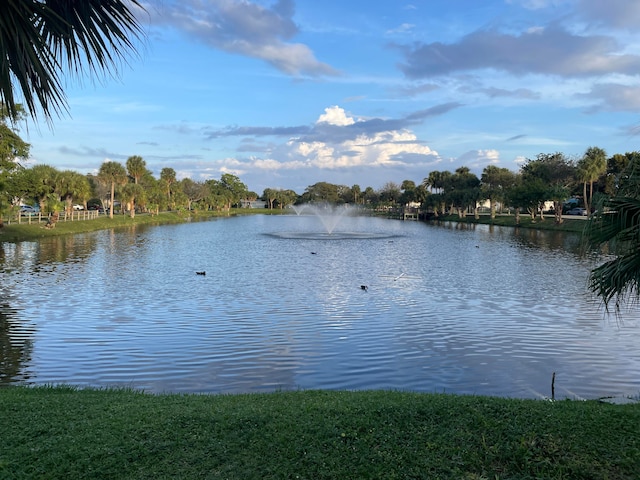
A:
23 0 640 195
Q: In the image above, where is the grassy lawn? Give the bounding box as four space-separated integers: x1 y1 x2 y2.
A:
433 214 589 234
1 387 638 479
0 210 269 243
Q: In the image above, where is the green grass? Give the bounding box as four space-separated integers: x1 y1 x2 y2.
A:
1 387 638 479
0 210 266 243
433 214 588 233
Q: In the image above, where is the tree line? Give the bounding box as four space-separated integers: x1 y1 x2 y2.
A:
282 147 638 228
2 113 639 228
0 157 260 220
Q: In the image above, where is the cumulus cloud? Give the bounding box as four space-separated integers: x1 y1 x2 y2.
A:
456 149 501 169
317 106 356 126
202 103 462 144
291 129 438 170
147 0 338 76
200 106 446 184
398 25 640 78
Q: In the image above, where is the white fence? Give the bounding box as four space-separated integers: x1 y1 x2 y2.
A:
3 210 101 225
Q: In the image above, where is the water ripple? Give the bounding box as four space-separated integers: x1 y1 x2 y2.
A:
1 217 639 399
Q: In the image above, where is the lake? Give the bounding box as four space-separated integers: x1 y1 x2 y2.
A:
1 213 639 399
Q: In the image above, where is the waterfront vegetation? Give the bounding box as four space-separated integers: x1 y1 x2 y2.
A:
0 208 588 243
0 209 275 243
433 213 589 234
1 386 639 479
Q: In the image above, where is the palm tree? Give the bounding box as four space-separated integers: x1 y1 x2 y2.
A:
97 161 127 218
481 165 515 219
351 184 361 204
422 170 452 216
121 183 144 218
1 0 144 121
56 169 90 213
160 167 177 208
577 146 607 217
422 171 442 193
586 161 640 309
126 155 146 184
30 164 58 212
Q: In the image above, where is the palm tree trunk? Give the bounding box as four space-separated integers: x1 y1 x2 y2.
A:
109 182 115 219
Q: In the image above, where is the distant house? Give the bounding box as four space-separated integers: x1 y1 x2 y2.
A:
240 199 267 209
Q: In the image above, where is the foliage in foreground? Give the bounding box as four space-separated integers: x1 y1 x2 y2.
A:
1 387 639 479
585 162 640 310
0 0 143 121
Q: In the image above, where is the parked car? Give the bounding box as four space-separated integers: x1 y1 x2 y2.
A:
567 207 587 216
20 205 39 216
73 204 84 210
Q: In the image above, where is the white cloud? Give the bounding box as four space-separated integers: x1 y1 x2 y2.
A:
456 149 501 169
214 106 441 178
317 106 356 126
578 83 640 112
399 25 640 78
148 0 338 77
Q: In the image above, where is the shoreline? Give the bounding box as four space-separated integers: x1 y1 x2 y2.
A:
0 209 588 243
426 213 588 233
0 209 277 243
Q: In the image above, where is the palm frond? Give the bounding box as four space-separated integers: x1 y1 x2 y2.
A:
0 0 144 121
41 0 143 78
585 162 640 309
589 249 640 310
1 1 65 119
586 197 640 249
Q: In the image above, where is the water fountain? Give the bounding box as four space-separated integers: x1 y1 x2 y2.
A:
269 203 397 240
303 203 351 235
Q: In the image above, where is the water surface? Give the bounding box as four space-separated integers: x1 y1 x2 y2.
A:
1 214 639 399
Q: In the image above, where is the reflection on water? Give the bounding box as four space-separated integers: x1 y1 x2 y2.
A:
0 308 35 385
0 216 639 399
